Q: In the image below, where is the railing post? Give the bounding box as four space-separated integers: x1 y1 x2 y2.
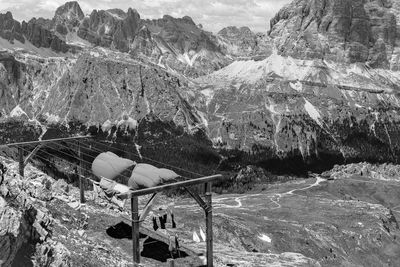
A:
205 182 213 267
132 196 140 265
18 147 24 178
78 141 85 203
167 259 175 267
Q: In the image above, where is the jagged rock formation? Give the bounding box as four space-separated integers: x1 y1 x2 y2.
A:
217 26 273 59
0 12 69 53
0 1 230 77
269 0 400 70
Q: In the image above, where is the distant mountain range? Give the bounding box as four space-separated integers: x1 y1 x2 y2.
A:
1 0 400 171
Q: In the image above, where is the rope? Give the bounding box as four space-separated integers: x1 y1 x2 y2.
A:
68 140 198 181
25 143 134 182
18 145 94 176
79 139 205 178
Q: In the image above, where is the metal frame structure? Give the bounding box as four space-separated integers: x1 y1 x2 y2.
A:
1 136 223 266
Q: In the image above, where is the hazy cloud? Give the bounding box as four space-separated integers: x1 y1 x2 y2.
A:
0 0 291 33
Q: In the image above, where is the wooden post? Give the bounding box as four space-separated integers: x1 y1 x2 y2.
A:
132 196 140 265
18 147 24 178
205 182 213 267
167 259 175 267
78 141 85 203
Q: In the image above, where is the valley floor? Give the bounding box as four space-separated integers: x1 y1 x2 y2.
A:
1 160 400 266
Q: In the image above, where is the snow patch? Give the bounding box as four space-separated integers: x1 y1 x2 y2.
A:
290 80 303 92
117 117 138 130
66 31 92 47
106 10 124 20
45 113 61 124
303 98 323 127
101 120 113 132
135 144 143 159
10 105 27 118
104 24 111 34
258 234 272 243
201 88 215 106
177 52 199 67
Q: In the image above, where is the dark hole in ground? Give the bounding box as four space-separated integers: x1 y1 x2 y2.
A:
141 236 188 262
11 208 40 267
106 221 189 262
106 221 146 239
11 238 36 267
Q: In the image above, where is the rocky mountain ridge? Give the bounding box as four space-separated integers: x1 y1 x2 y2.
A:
0 11 69 53
1 0 400 173
269 0 400 70
0 1 234 77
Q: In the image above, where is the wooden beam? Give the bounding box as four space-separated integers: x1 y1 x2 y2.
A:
78 141 85 203
205 182 213 267
24 144 44 165
139 193 158 222
131 196 140 265
119 175 223 199
18 147 24 178
0 135 91 148
184 187 210 212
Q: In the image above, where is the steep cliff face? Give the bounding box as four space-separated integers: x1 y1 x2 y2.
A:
269 0 400 70
217 26 273 59
0 48 205 135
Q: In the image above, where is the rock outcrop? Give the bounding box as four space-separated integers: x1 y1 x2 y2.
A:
217 26 273 59
269 0 400 70
0 160 70 266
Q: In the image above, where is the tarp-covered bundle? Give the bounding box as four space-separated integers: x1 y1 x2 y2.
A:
92 152 135 180
129 163 180 189
92 152 180 189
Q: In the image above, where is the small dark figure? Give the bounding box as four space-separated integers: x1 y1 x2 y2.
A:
152 217 159 231
171 213 177 228
159 214 167 229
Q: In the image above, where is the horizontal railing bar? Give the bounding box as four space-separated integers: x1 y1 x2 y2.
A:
119 174 223 198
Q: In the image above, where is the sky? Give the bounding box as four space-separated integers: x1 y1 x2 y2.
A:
0 0 291 33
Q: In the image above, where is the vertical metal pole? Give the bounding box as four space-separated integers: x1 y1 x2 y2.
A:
78 141 85 203
205 182 213 267
18 147 24 178
132 196 140 265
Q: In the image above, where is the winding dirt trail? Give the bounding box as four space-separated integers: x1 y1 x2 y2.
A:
173 177 326 212
268 177 326 210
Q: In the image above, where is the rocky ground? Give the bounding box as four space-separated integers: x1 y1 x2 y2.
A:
2 157 400 266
